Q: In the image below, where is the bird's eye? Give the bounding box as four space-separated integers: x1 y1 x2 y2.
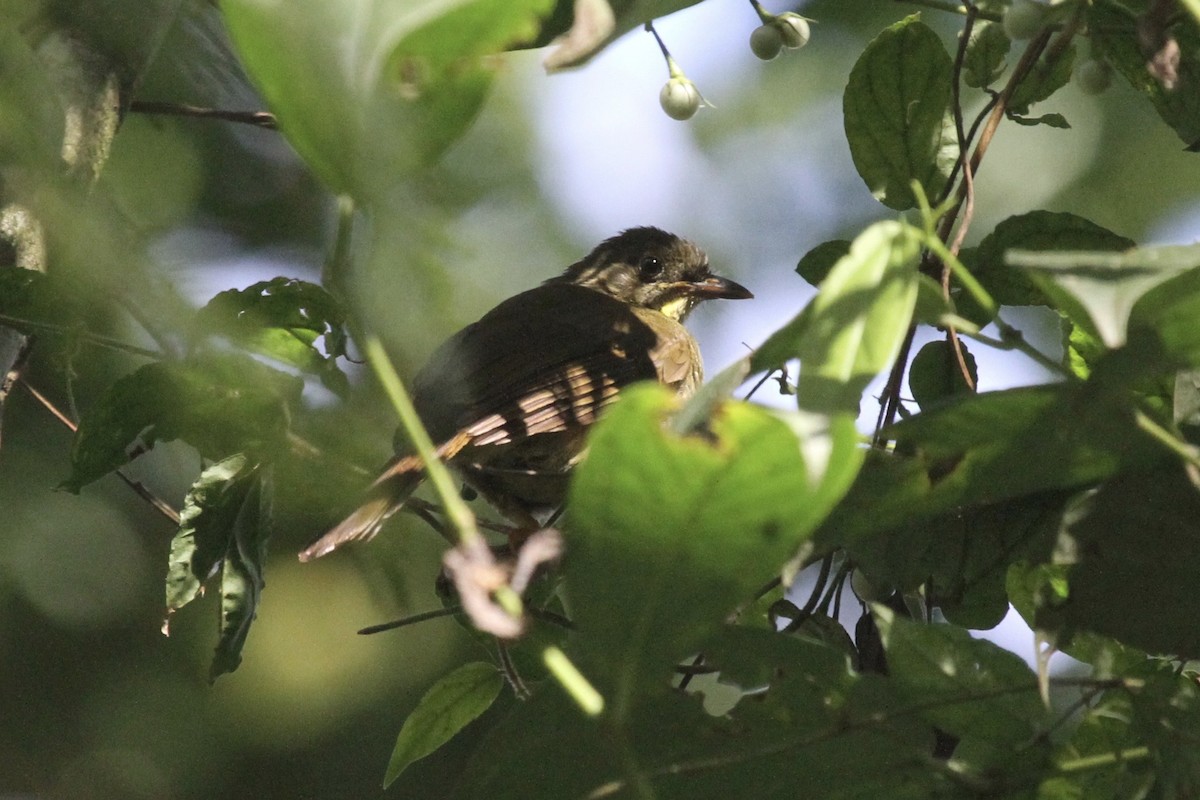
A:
639 256 663 280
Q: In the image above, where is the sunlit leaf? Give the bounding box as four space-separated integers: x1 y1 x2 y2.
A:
565 385 857 717
877 608 1046 748
194 278 350 396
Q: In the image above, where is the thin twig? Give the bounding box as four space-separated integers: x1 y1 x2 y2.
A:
20 380 181 524
498 641 531 701
782 554 832 633
944 3 980 392
0 314 162 359
357 606 462 635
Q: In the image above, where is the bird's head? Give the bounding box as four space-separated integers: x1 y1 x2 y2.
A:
551 227 753 321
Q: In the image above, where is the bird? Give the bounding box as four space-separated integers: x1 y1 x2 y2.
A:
299 227 752 562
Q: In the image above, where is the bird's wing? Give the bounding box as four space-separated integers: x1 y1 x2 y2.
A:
412 283 682 448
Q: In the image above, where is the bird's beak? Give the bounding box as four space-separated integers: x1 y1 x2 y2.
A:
689 274 754 300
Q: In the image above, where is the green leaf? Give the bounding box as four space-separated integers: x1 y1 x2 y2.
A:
1127 254 1200 366
877 609 1047 759
0 268 91 334
795 239 850 287
64 352 302 491
221 0 555 199
164 454 254 617
194 278 350 396
211 467 272 680
974 211 1135 308
1040 467 1200 658
565 385 858 717
755 223 921 412
162 455 271 680
843 15 957 210
1008 245 1196 349
541 0 706 70
1089 0 1200 147
963 20 1011 89
795 221 922 414
1049 685 1155 800
1009 43 1076 113
456 629 943 798
908 339 978 411
384 661 504 788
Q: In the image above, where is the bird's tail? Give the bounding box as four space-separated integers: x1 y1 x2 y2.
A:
298 432 472 562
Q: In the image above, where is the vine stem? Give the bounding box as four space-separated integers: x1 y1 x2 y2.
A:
874 25 1058 441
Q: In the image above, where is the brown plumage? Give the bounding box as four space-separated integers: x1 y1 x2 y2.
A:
299 227 752 561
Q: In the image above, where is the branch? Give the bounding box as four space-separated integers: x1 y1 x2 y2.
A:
19 380 181 524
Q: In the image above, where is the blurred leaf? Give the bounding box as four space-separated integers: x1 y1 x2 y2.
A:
974 211 1135 308
384 661 503 788
49 0 189 87
795 239 850 287
0 267 91 333
194 277 350 396
963 20 1010 88
843 15 957 210
1009 43 1075 113
1008 244 1197 349
1041 467 1200 658
1090 0 1200 147
221 0 555 199
1128 255 1200 366
542 0 705 71
64 352 302 491
1174 367 1200 433
211 466 272 679
565 385 857 717
908 339 977 411
0 23 65 172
